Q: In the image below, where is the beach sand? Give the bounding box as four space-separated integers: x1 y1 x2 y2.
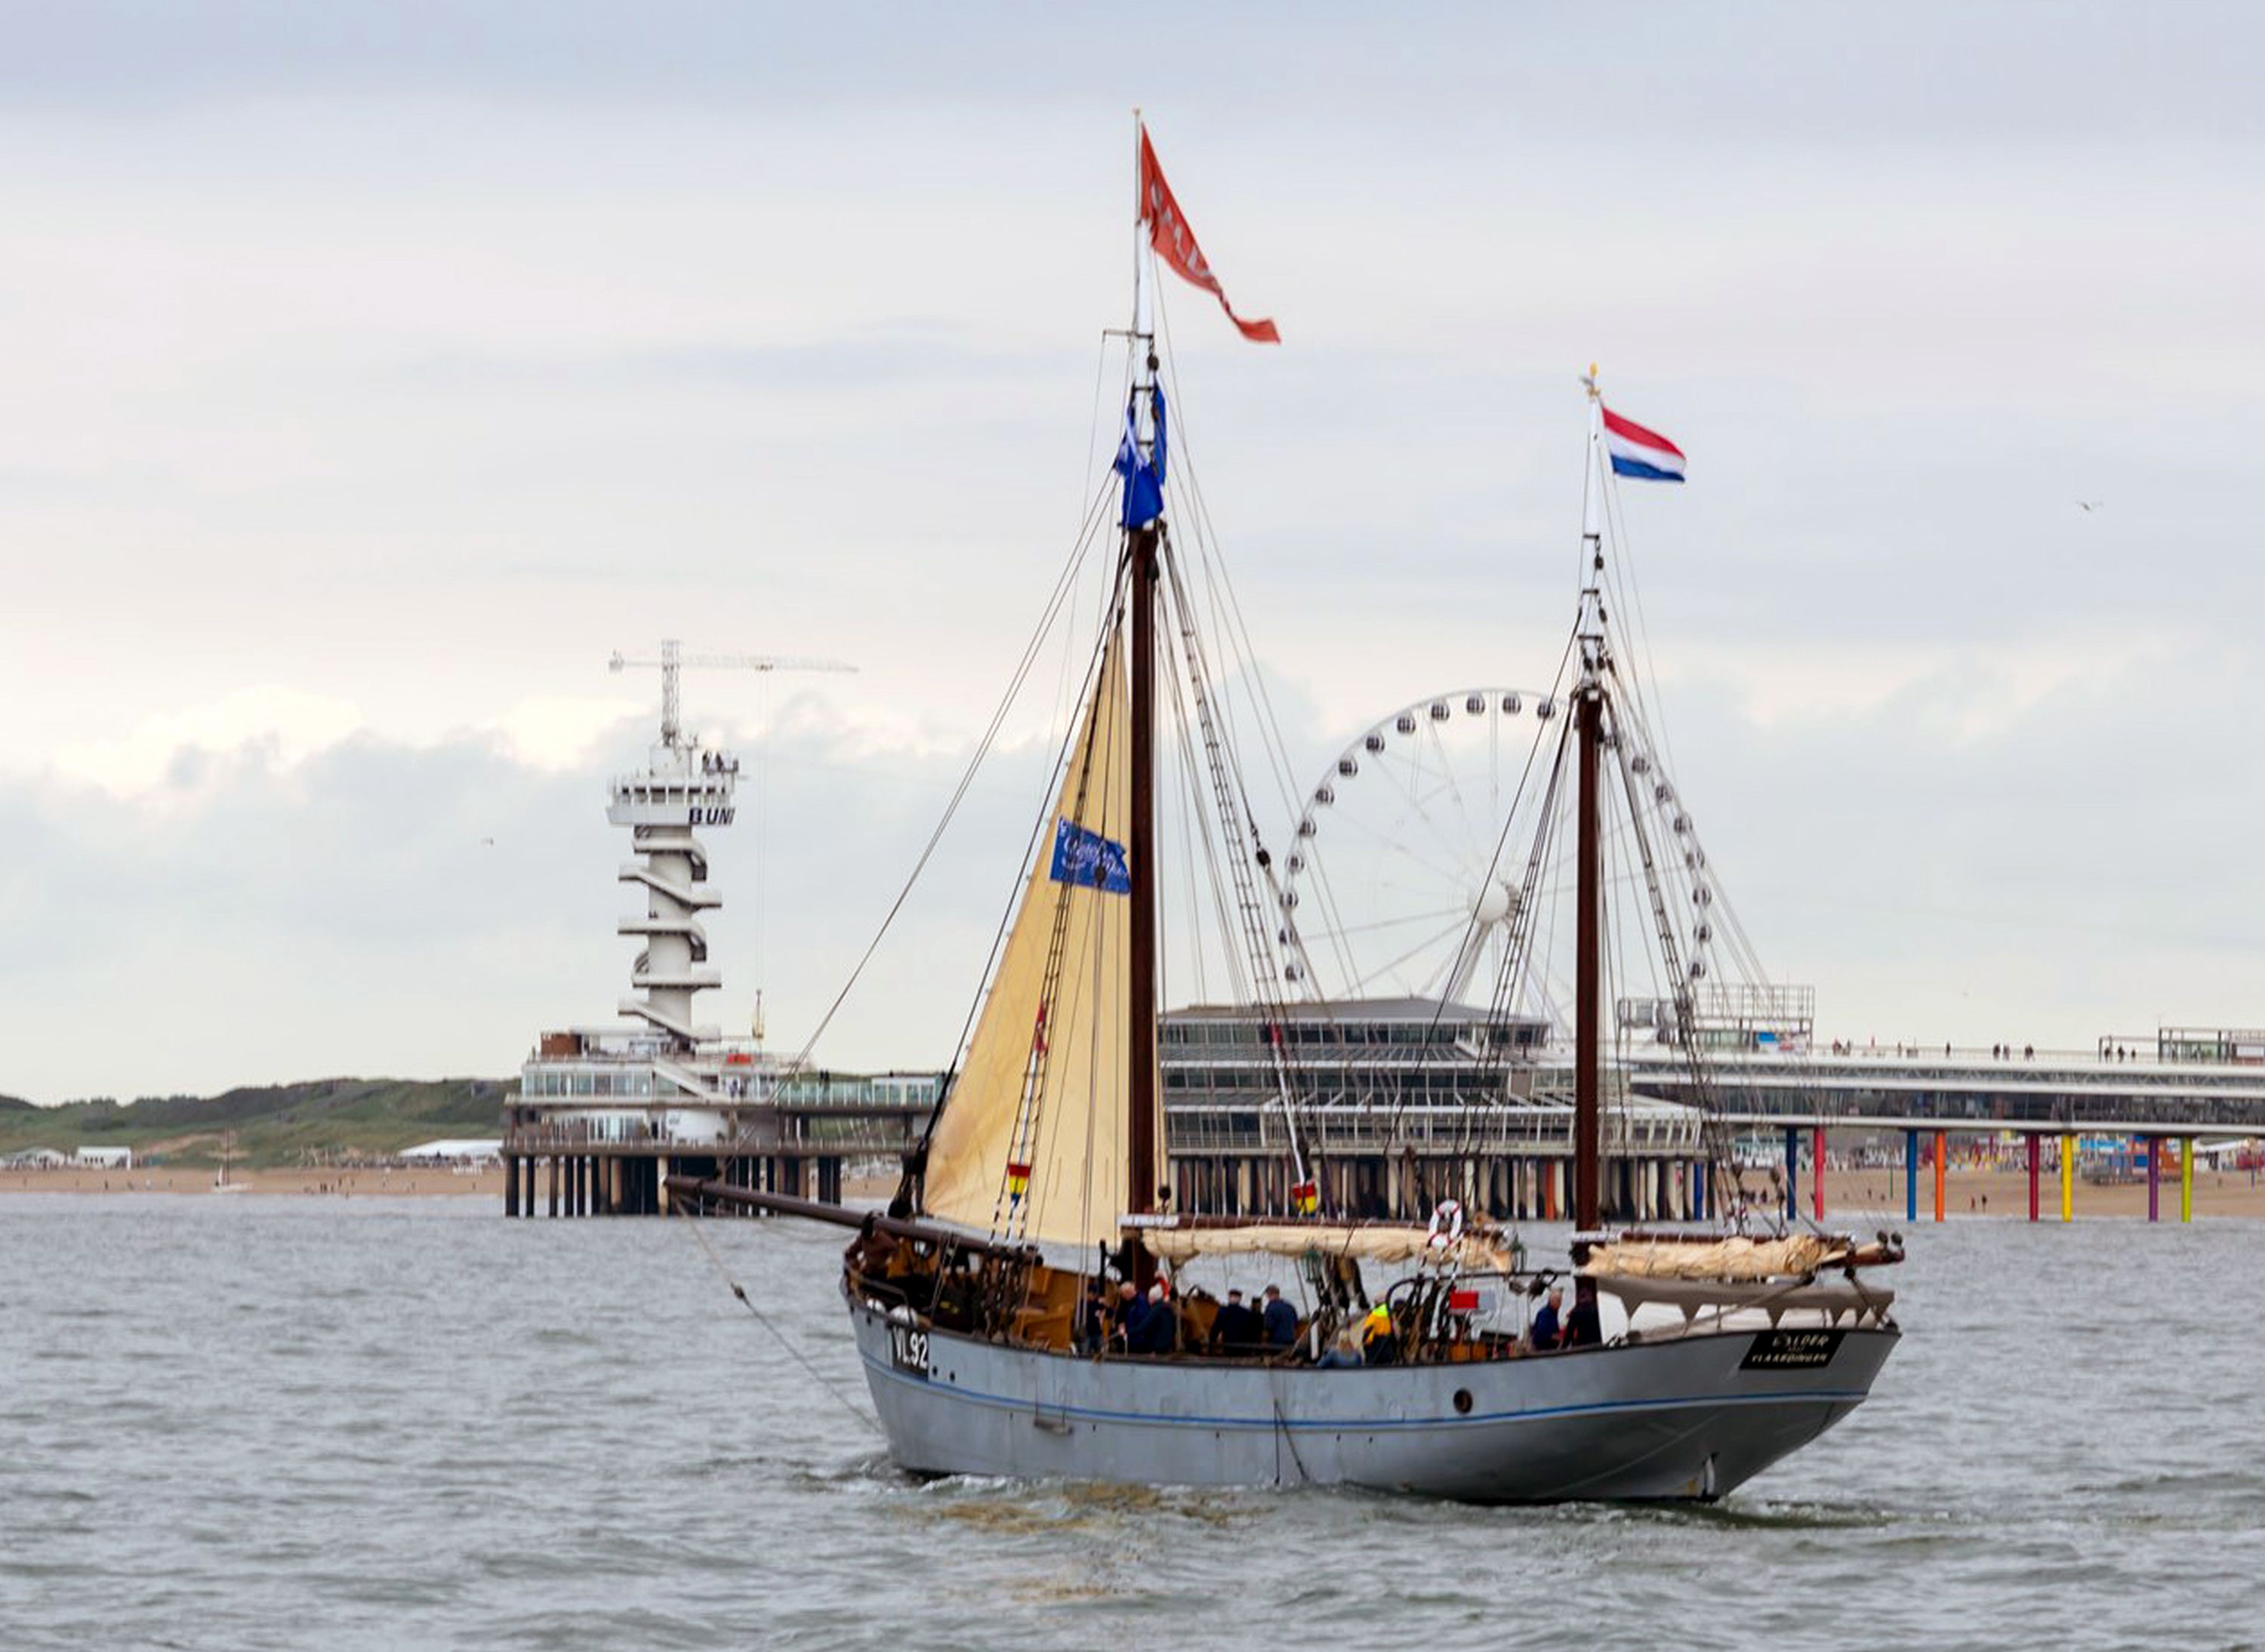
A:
4 1167 504 1197
9 1163 2260 1219
1804 1163 2265 1221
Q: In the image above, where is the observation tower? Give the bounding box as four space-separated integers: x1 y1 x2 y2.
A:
603 640 850 1046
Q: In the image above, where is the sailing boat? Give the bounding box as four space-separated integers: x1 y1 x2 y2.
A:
213 1130 247 1193
672 124 1901 1503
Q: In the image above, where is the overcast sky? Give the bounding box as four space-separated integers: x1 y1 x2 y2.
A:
5 2 2263 1102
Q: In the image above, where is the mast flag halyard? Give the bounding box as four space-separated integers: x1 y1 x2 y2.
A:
1572 369 1687 1231
1118 117 1275 1245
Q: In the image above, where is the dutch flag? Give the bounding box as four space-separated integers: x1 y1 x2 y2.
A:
1602 405 1686 484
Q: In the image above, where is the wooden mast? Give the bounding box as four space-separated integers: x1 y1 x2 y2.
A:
1573 667 1602 1231
1573 367 1607 1233
1128 513 1160 1230
1126 112 1162 1262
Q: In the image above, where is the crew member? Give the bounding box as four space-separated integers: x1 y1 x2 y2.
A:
1260 1284 1299 1349
1360 1301 1398 1365
1530 1286 1564 1351
1563 1278 1603 1348
1210 1288 1262 1354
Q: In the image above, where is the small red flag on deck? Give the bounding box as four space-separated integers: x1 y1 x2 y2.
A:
1139 128 1279 344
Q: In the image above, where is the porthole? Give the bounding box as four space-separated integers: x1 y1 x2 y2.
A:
1453 1388 1474 1415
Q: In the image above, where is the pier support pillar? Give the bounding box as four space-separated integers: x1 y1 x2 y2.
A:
2060 1132 2075 1222
1932 1130 1946 1223
2181 1137 2194 1222
2027 1133 2040 1222
504 1157 520 1218
2146 1136 2159 1222
547 1157 559 1219
1904 1130 1918 1224
1783 1127 1798 1222
1812 1126 1827 1221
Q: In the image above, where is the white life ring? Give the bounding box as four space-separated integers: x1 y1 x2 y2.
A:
1425 1199 1465 1252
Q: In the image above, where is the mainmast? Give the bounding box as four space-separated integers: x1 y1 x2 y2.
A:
1126 115 1163 1232
1573 371 1609 1231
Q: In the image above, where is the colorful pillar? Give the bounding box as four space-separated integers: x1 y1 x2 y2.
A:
1904 1129 1919 1224
1783 1126 1799 1220
2181 1137 2194 1223
2026 1132 2039 1222
2060 1131 2075 1222
1932 1129 1946 1222
2145 1136 2159 1223
1812 1126 1827 1220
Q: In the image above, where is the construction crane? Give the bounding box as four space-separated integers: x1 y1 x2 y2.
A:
607 639 856 747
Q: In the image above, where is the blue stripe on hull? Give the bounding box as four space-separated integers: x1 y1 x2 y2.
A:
859 1348 1869 1434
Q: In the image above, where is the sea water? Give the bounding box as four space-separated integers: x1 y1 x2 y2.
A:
2 1198 2258 1651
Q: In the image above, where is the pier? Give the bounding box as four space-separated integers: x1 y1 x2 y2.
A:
504 1002 2264 1222
501 1073 929 1218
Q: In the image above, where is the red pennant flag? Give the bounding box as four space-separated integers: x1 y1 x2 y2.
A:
1138 128 1279 344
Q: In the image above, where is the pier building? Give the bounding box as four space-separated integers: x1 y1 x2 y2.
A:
505 997 2265 1222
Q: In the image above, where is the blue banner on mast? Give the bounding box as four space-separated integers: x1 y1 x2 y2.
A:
1114 387 1167 529
1049 817 1131 895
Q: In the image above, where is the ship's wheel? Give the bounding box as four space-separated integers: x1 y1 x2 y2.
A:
1278 687 1564 1004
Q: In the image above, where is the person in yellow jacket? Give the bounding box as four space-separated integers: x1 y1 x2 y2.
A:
1360 1301 1400 1366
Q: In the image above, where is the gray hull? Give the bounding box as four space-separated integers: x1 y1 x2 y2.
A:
849 1299 1896 1502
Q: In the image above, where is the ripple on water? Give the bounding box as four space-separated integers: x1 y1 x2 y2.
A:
5 1200 2263 1652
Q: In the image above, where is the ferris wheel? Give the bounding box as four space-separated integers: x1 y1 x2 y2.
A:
1277 687 1568 1007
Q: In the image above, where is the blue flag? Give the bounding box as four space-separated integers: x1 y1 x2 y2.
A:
1049 817 1131 895
1113 387 1167 529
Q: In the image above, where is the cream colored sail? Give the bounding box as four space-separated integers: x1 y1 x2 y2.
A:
921 630 1153 1251
1132 1221 1522 1275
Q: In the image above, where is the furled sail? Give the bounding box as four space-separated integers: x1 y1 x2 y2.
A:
1578 1234 1847 1282
1132 1220 1521 1275
920 630 1153 1251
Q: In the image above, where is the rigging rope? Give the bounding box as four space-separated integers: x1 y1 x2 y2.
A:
680 1213 883 1438
781 473 1119 1092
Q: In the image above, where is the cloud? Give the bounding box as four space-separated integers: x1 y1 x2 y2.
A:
53 686 365 797
8 5 2265 1095
4 603 2259 1105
